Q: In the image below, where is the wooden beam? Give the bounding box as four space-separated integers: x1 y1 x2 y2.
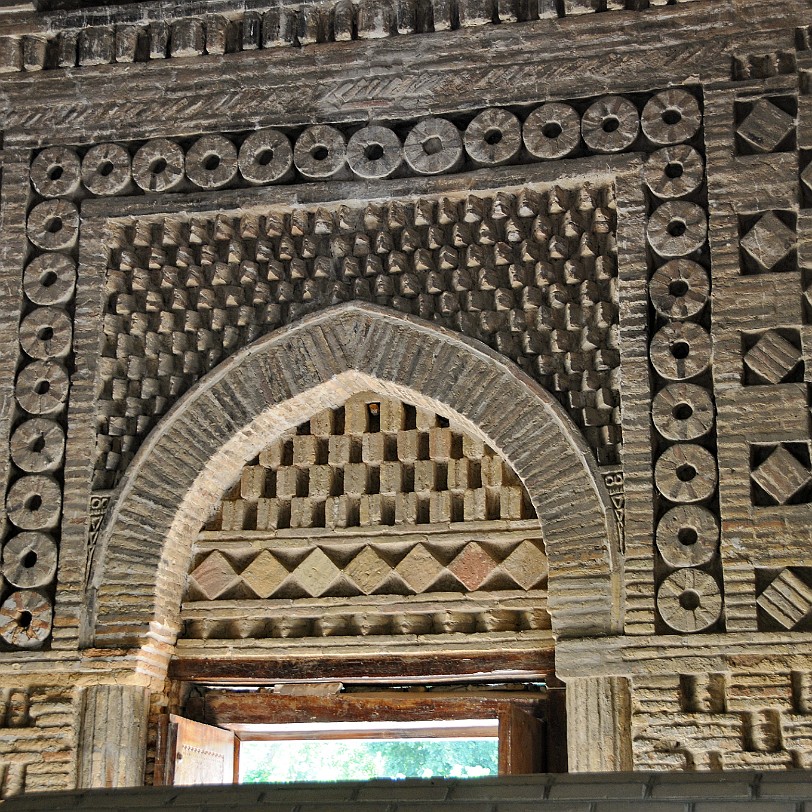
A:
197 692 546 728
169 650 555 685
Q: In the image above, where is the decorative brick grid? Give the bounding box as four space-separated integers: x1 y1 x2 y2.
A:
0 686 75 797
187 533 547 599
179 394 547 641
632 669 812 771
181 591 552 640
204 395 536 534
93 182 620 490
638 87 724 635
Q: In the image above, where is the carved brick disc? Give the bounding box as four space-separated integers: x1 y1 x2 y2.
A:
5 474 62 531
30 147 81 198
294 125 347 179
0 589 52 649
347 126 403 179
657 568 721 633
581 95 639 153
26 200 79 251
132 138 186 192
641 88 702 146
238 129 294 185
81 143 132 196
644 145 704 199
651 383 714 442
403 118 463 175
464 108 522 166
649 259 709 320
10 418 65 474
649 322 711 381
18 307 73 361
647 201 707 257
185 134 238 189
656 505 719 568
523 102 581 160
655 443 718 503
14 360 70 416
23 254 76 307
1 532 58 588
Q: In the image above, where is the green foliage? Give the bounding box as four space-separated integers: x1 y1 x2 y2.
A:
240 737 498 783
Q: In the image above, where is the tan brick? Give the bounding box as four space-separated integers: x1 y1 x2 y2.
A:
308 465 333 498
324 495 350 528
429 427 453 460
343 463 369 495
429 490 452 523
328 434 351 465
240 466 265 500
220 500 247 530
292 434 317 466
395 492 418 524
481 455 504 486
259 438 285 468
379 461 403 494
344 399 368 434
275 467 299 499
414 460 436 491
397 430 420 461
362 432 385 463
309 408 334 436
464 488 488 520
379 399 404 432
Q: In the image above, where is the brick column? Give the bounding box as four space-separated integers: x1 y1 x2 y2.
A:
566 676 633 772
77 685 150 788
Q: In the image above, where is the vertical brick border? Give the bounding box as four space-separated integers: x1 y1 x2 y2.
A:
88 304 621 650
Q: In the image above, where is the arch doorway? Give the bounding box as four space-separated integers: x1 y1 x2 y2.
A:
83 304 625 781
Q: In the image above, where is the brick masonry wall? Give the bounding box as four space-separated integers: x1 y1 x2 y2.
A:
0 0 811 795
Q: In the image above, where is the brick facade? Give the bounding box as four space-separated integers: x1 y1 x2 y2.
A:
0 0 811 798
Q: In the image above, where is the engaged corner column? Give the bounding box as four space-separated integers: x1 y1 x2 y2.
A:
565 676 633 772
77 684 151 788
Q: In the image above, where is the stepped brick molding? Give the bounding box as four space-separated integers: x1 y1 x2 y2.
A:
0 0 707 76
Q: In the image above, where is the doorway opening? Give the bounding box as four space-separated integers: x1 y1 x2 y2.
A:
159 685 565 785
237 719 499 782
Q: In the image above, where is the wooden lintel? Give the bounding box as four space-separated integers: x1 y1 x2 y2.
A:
196 691 547 729
169 650 555 686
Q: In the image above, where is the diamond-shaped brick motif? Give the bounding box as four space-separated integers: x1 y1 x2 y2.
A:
291 548 341 596
740 212 796 272
802 161 812 195
345 545 391 594
448 542 499 591
241 550 289 599
744 331 802 384
189 551 240 600
500 540 549 590
737 98 795 153
752 446 812 504
395 543 446 593
757 569 812 628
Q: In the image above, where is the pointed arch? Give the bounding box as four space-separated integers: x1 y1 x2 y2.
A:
88 304 622 656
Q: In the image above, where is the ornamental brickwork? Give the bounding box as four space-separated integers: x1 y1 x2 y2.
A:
0 0 810 797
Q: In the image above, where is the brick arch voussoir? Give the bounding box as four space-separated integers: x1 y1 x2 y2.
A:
89 304 622 658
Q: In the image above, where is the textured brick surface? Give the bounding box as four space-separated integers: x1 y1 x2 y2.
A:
0 0 812 796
